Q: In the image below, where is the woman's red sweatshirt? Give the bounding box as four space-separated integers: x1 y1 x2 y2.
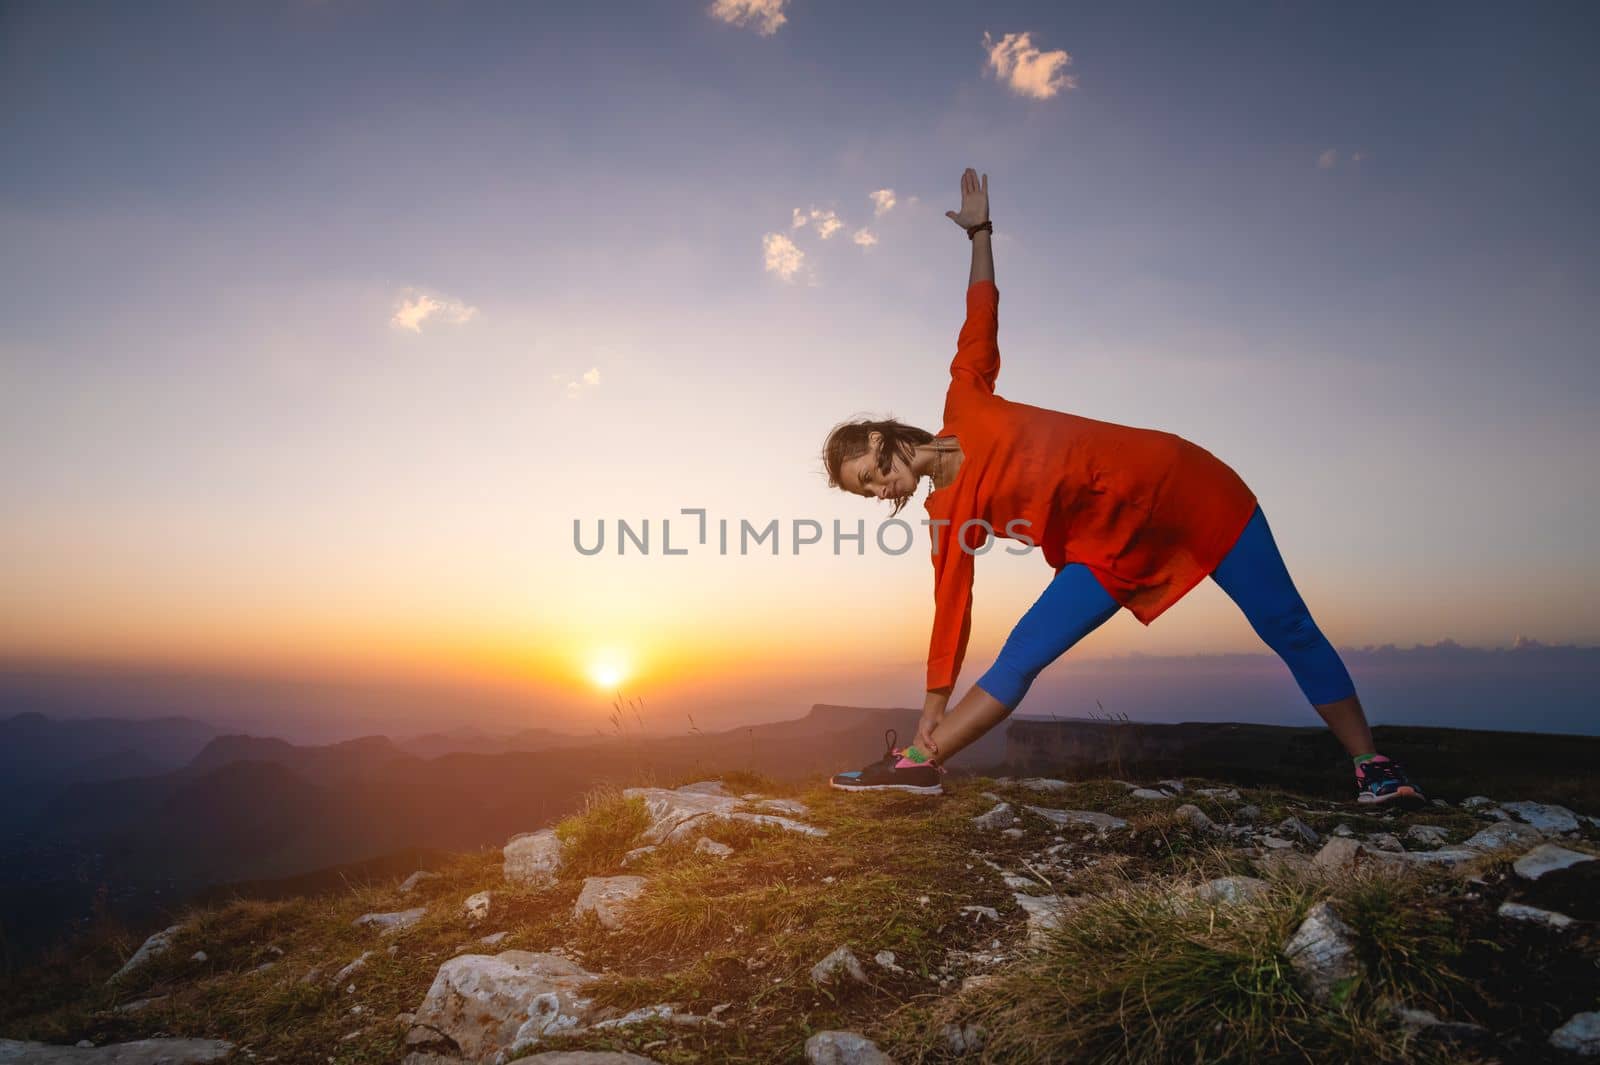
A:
922 280 1259 692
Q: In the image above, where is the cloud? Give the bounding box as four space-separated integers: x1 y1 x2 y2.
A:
391 290 479 333
983 31 1076 100
762 232 805 281
708 0 787 36
1317 148 1370 169
852 228 878 247
869 188 896 216
792 205 843 239
552 367 602 399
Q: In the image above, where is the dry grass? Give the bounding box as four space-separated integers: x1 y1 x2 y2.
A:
1 773 1594 1063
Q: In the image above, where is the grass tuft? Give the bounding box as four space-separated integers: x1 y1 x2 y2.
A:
554 786 654 878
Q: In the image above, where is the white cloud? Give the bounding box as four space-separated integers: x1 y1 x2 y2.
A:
983 31 1075 100
869 188 896 216
1317 148 1339 169
763 232 805 281
553 366 602 399
390 290 479 333
852 228 878 247
792 205 843 239
708 0 787 36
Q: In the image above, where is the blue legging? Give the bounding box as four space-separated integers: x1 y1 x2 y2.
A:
975 503 1357 710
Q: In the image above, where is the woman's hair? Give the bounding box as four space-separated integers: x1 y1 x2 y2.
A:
820 416 935 517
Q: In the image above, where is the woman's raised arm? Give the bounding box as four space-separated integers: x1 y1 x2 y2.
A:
946 168 999 395
945 167 994 286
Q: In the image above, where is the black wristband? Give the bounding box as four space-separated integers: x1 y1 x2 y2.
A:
966 220 993 240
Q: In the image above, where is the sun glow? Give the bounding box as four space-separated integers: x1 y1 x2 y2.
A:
586 649 632 692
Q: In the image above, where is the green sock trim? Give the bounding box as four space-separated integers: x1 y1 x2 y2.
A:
901 745 930 764
1352 752 1379 765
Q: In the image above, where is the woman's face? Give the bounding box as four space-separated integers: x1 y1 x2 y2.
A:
840 432 917 503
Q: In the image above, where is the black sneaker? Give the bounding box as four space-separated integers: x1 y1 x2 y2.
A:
1355 755 1427 808
829 729 944 795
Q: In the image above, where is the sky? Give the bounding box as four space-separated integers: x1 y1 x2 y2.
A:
2 1 1597 737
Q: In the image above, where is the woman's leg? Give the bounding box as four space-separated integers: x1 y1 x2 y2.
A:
1208 504 1373 755
929 563 1121 763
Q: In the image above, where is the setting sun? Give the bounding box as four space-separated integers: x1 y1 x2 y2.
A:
586 650 632 692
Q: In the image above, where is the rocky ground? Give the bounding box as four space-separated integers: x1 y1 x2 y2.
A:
2 772 1597 1063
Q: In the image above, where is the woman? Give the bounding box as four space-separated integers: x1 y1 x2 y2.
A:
824 168 1424 807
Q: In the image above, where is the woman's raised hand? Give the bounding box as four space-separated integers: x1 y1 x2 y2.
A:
945 167 989 230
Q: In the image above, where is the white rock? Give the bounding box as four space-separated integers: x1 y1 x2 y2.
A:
694 836 734 858
479 932 510 947
1391 1005 1488 1042
972 802 1015 831
1130 788 1171 800
676 779 730 795
624 784 826 843
751 798 809 816
1014 893 1077 944
108 924 184 983
0 1038 235 1063
1001 872 1034 890
189 951 207 963
1157 779 1186 794
1498 901 1574 929
1499 801 1581 834
503 828 563 887
589 1003 725 1030
1461 795 1497 810
1279 816 1320 846
1194 876 1269 906
942 1022 987 1053
1260 835 1295 850
1175 804 1218 832
960 905 999 922
1001 827 1025 839
1313 837 1365 871
1021 805 1127 832
463 891 493 922
1195 787 1241 801
1405 825 1450 846
1463 821 1545 852
1366 833 1404 853
399 870 441 893
1283 901 1358 1000
804 1030 896 1064
1551 1011 1600 1055
1332 824 1354 838
1392 848 1480 868
620 844 658 867
405 951 603 1059
874 950 904 973
809 945 868 986
572 876 648 930
353 908 426 934
1513 843 1597 881
333 951 375 987
1019 778 1070 792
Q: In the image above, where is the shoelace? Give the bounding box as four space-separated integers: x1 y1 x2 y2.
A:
880 727 949 775
1360 759 1407 788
